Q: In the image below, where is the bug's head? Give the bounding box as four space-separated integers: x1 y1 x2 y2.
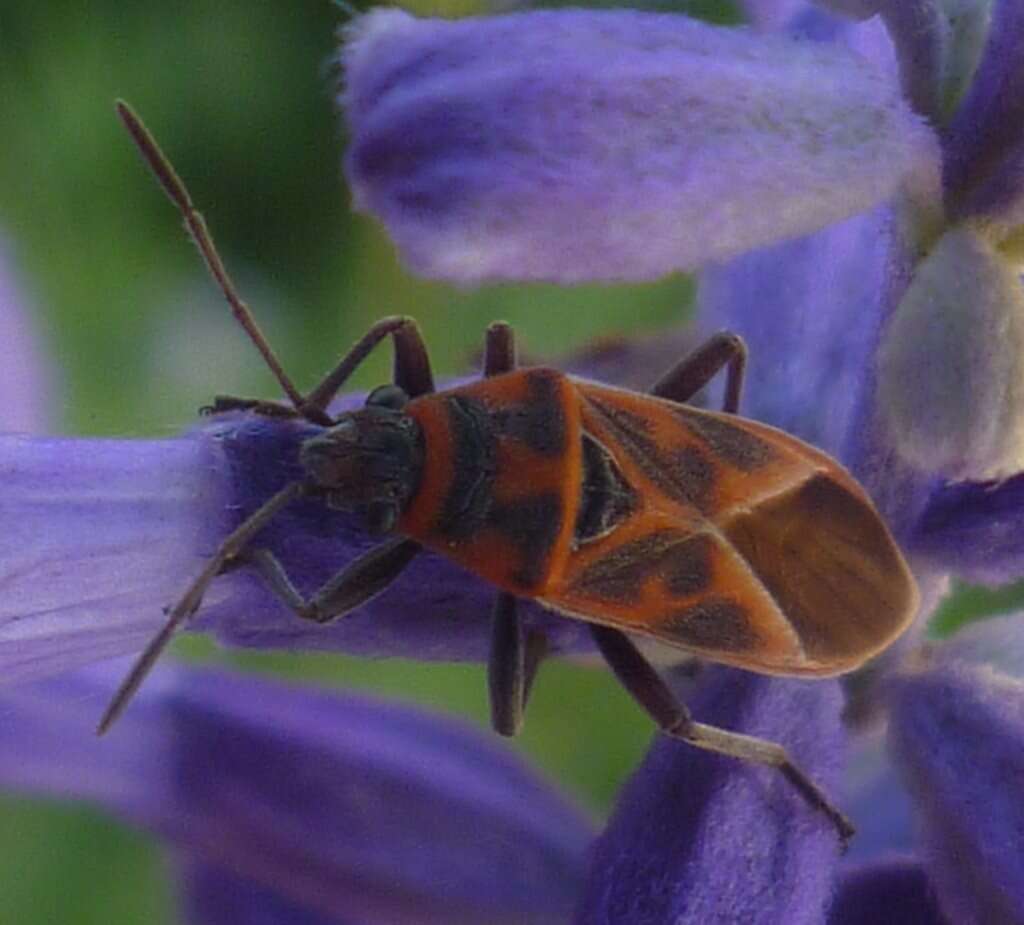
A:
299 384 423 533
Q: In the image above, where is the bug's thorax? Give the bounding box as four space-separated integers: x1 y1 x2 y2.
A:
398 367 584 596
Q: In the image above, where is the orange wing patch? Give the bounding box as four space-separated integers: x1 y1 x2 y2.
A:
548 523 807 672
542 382 917 675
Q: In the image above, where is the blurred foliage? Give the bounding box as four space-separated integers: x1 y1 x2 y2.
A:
0 1 1015 923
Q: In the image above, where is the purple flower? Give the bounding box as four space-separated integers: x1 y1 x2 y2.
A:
577 669 847 924
338 2 1024 922
343 8 939 285
886 615 1024 924
5 2 1024 923
0 662 594 925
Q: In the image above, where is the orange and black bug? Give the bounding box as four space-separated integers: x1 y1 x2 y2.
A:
101 102 920 845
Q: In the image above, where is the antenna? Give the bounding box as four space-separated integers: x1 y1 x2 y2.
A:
98 482 306 734
115 100 306 411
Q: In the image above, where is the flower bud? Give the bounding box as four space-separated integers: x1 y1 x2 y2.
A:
877 225 1024 480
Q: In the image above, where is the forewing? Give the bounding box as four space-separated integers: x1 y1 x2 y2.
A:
549 524 808 672
546 383 918 675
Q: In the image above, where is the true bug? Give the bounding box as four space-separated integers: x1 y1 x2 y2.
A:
101 102 919 845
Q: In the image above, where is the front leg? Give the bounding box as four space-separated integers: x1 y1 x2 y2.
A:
243 537 420 623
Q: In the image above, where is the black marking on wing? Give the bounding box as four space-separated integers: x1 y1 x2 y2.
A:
586 396 715 514
662 596 760 652
678 410 777 471
570 530 713 602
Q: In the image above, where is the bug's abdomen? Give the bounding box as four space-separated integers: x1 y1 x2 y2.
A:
399 368 583 595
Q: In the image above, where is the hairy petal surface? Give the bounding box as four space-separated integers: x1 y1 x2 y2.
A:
343 9 939 283
575 669 844 924
177 861 349 925
740 0 811 31
843 734 915 863
0 436 220 683
699 208 893 457
877 225 1024 481
912 473 1024 583
872 1 948 121
0 663 594 925
888 632 1024 925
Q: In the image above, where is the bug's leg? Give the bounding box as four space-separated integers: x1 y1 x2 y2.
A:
483 321 516 376
590 624 855 848
98 481 309 735
650 331 747 413
302 316 436 417
489 593 526 735
242 536 420 624
481 322 549 734
487 594 549 735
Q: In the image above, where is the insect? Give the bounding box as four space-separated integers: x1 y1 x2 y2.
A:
101 102 920 846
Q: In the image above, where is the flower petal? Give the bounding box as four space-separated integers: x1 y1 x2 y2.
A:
177 861 344 925
342 9 938 283
739 1 812 31
698 208 893 457
871 1 947 121
843 734 915 863
937 610 1024 678
912 473 1024 583
0 663 594 924
0 435 220 683
827 859 948 925
944 0 1024 226
575 668 845 924
888 643 1024 924
877 225 1024 481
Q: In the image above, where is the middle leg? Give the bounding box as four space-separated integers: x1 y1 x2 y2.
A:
650 331 747 413
482 321 549 735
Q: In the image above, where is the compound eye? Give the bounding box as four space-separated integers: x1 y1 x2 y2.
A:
366 384 409 411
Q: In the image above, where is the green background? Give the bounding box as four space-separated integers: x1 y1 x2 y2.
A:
0 2 1013 923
